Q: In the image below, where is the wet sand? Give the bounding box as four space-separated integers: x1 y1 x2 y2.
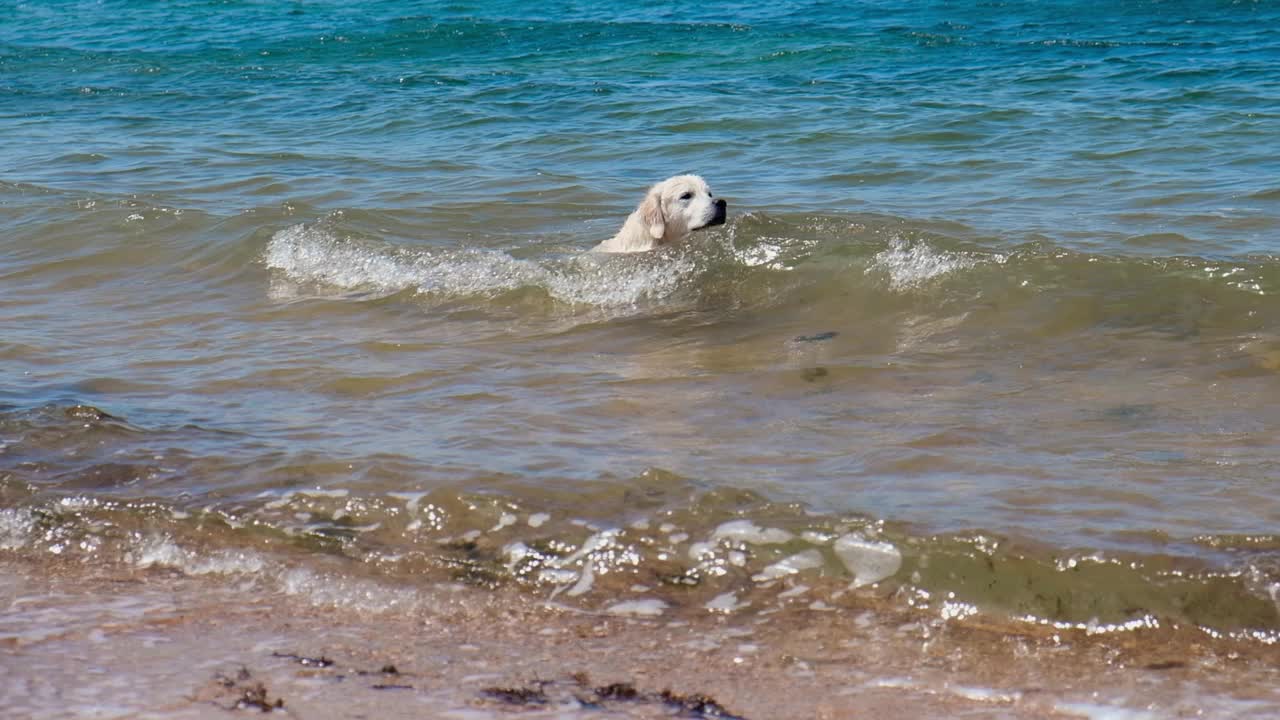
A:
4 555 1279 719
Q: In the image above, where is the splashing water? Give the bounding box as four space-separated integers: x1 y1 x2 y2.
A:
264 221 705 309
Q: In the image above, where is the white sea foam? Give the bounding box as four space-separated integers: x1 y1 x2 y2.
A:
605 598 668 617
949 684 1020 704
705 591 748 613
130 535 266 576
711 519 795 545
752 549 825 582
833 535 902 588
1053 702 1161 720
508 528 640 599
0 508 37 550
870 237 989 290
264 222 702 307
279 567 421 613
490 512 517 532
265 223 431 293
566 560 595 597
502 541 533 572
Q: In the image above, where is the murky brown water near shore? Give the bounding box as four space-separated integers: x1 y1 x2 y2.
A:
7 190 1280 716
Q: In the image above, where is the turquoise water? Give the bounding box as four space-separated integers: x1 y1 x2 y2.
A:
5 0 1280 679
6 1 1279 248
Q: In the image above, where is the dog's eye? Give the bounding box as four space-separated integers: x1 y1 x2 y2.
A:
680 191 693 201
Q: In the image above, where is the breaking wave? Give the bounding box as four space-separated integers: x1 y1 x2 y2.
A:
264 220 703 308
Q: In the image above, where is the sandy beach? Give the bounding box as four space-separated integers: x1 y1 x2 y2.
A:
5 553 1279 719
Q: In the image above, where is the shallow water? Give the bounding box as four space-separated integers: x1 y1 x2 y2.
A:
4 2 1280 714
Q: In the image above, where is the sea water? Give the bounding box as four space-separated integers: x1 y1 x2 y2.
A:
3 1 1280 716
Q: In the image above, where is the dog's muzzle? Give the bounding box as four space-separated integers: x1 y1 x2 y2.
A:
707 198 727 227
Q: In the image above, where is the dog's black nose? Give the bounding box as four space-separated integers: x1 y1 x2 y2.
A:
709 198 727 226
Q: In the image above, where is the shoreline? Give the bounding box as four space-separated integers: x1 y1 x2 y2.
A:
4 554 1279 719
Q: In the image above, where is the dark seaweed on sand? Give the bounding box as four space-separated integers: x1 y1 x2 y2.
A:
593 682 639 700
482 683 550 705
270 651 333 668
483 675 747 718
660 689 747 719
214 668 285 713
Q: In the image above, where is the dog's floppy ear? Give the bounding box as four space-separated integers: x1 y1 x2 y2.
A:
640 187 665 241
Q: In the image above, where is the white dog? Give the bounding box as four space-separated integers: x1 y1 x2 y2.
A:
593 175 727 253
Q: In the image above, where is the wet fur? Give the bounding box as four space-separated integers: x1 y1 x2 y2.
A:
593 175 727 253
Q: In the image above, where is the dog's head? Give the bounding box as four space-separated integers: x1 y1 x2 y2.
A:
638 175 727 245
